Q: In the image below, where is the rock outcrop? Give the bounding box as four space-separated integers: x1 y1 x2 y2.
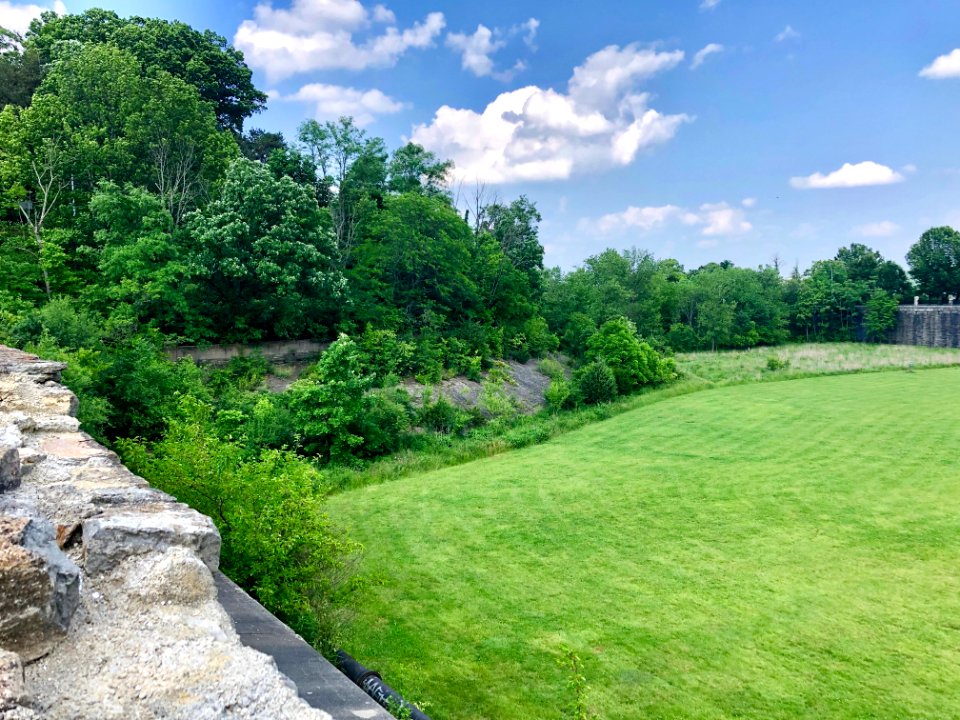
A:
0 346 333 719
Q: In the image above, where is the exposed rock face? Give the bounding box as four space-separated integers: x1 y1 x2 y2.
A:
0 346 333 719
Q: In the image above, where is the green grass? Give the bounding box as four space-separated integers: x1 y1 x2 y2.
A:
676 342 960 384
328 344 960 495
327 366 960 719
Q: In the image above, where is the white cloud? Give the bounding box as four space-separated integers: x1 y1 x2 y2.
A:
585 201 751 237
234 0 445 81
700 0 721 10
445 18 539 81
790 161 905 189
446 25 505 78
691 43 723 69
742 197 757 208
519 18 539 49
775 25 800 42
412 43 689 184
699 202 752 235
284 82 406 125
920 49 960 79
0 0 65 35
853 221 900 238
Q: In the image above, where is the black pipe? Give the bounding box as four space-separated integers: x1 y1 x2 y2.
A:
335 650 432 720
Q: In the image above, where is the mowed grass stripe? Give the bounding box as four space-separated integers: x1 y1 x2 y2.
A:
327 368 960 719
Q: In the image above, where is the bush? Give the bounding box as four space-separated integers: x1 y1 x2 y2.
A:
119 401 357 655
11 296 103 351
419 392 472 435
524 316 560 359
766 355 790 371
544 377 572 413
537 357 566 380
586 316 672 394
575 361 617 405
665 323 699 352
357 326 414 385
353 390 413 457
288 334 371 461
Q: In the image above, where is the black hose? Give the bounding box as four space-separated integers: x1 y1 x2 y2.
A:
335 650 432 720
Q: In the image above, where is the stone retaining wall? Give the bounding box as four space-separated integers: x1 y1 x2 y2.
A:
893 306 960 348
0 345 335 719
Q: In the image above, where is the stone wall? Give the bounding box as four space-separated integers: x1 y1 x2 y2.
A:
0 346 335 719
893 306 960 347
167 340 328 366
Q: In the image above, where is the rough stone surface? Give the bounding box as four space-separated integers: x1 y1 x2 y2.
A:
83 506 221 575
0 446 18 493
0 345 334 719
0 514 80 661
0 650 29 711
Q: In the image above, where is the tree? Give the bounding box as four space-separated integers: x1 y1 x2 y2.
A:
586 316 666 394
287 335 371 461
184 158 344 341
0 28 41 107
27 9 266 133
21 43 236 219
863 288 899 342
387 143 452 196
484 195 545 295
239 129 286 162
906 227 960 302
298 117 387 268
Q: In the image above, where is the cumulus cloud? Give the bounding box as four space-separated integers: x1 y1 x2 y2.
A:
234 0 445 81
853 221 900 238
920 49 960 79
0 0 65 35
700 0 721 10
585 201 751 237
775 25 800 42
283 82 406 125
741 197 757 208
691 43 723 69
411 43 689 184
446 18 539 81
790 161 905 189
446 25 504 77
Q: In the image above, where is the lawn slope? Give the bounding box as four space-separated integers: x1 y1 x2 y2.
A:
327 367 960 720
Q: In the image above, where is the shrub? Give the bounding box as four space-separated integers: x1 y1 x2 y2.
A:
419 393 471 435
586 316 672 394
562 313 597 358
544 377 572 413
766 355 790 371
11 296 103 351
287 334 371 461
575 361 617 405
353 390 413 457
119 400 357 655
537 357 566 380
357 326 414 384
524 316 560 359
479 380 518 420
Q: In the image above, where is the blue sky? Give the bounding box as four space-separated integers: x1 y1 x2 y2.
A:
6 0 960 272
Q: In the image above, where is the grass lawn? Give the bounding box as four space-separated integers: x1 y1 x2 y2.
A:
327 366 960 719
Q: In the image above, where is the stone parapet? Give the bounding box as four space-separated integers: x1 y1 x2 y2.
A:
0 346 334 719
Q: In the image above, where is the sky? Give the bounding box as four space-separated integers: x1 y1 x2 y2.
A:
5 0 960 272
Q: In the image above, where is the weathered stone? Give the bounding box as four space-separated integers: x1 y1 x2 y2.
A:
122 547 218 606
83 506 221 575
0 514 81 661
0 446 19 493
0 650 29 710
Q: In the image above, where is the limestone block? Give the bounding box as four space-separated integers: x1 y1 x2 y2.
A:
0 515 81 661
83 506 221 576
122 547 218 606
0 446 19 493
0 650 29 710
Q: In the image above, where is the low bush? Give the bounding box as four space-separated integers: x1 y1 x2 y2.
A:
575 361 618 405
